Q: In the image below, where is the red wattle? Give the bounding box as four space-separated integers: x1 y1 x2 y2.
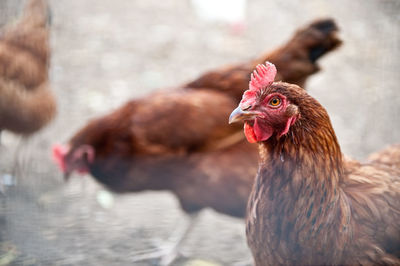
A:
244 122 257 143
253 118 274 142
244 119 274 143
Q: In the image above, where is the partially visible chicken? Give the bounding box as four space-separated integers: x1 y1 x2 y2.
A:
230 62 400 265
187 18 341 101
0 0 55 136
367 143 400 170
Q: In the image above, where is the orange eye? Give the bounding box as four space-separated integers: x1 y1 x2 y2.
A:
269 97 281 107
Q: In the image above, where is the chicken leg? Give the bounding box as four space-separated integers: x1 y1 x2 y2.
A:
131 212 200 266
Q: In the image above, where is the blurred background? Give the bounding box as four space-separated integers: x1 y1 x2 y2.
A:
0 0 399 265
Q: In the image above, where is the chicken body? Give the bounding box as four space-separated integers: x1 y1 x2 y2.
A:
0 0 55 135
231 69 400 264
53 18 341 218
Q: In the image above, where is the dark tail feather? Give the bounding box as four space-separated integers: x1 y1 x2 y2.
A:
310 18 338 35
306 18 342 63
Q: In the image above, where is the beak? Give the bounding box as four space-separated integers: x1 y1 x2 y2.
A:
63 171 71 181
229 106 258 124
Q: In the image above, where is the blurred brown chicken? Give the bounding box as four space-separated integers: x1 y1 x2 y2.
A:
230 62 400 265
0 0 55 136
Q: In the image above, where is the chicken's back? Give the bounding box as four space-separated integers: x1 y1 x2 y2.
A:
343 161 400 263
127 89 241 155
367 144 400 170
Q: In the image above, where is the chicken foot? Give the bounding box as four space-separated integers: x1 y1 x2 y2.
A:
130 212 200 266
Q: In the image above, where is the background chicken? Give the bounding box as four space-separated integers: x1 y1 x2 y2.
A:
0 0 55 137
230 63 400 265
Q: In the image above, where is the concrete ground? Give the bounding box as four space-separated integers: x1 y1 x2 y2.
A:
0 0 399 265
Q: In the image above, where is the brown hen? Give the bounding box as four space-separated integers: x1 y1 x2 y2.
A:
0 0 55 136
230 62 400 265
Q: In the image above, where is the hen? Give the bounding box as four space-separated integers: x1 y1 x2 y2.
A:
0 0 55 136
52 18 341 265
230 62 400 265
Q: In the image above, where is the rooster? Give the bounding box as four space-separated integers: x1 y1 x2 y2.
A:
52 19 341 265
0 0 55 137
229 62 400 265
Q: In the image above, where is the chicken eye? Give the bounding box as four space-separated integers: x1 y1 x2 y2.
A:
269 97 281 107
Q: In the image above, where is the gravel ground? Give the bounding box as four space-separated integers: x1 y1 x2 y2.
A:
0 0 399 265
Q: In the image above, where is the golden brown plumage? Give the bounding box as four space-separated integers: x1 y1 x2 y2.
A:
367 144 400 170
230 63 400 265
52 18 341 218
0 0 55 135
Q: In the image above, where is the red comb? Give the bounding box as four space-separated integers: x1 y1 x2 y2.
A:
249 62 277 91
